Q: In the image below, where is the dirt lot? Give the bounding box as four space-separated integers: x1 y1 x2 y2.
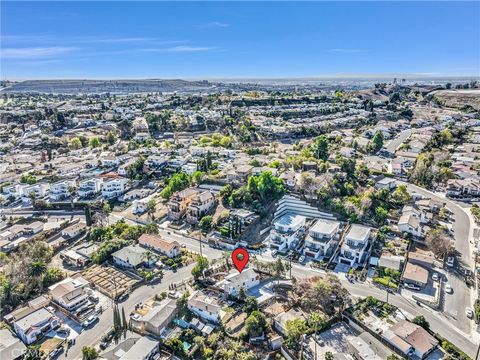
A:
82 265 140 298
429 89 480 111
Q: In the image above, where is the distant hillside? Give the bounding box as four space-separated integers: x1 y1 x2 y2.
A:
429 89 480 111
0 79 221 94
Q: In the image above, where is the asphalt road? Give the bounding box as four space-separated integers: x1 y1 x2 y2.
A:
288 264 478 358
65 264 194 360
398 181 475 336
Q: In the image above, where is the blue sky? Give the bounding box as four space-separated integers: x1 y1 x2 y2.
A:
1 1 479 79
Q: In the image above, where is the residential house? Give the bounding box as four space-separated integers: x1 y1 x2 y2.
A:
131 298 178 337
270 212 306 252
187 291 224 324
234 165 253 183
385 320 438 359
77 178 103 198
20 183 49 202
181 163 198 175
446 178 480 198
273 308 305 336
375 177 397 191
49 180 76 201
0 328 27 360
62 222 87 239
13 308 59 345
279 171 297 188
102 178 129 199
100 152 120 168
145 155 167 170
402 262 429 287
138 233 181 258
218 268 260 297
101 333 159 360
112 245 153 269
167 188 198 221
186 191 216 224
304 219 341 259
338 224 372 266
49 277 89 311
398 213 423 238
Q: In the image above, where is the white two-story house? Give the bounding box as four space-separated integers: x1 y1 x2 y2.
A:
13 308 59 345
218 268 260 297
49 180 76 201
102 178 129 199
77 178 103 198
20 183 50 203
304 219 341 260
187 290 224 324
270 212 306 252
338 224 372 267
49 277 89 311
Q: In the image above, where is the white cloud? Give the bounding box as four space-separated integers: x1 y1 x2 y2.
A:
198 21 230 29
1 47 77 59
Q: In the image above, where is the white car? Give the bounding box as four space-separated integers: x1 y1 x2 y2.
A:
431 273 439 281
82 315 99 328
446 257 454 267
466 307 474 318
404 283 421 291
445 284 453 293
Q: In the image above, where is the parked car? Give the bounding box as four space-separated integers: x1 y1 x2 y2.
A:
49 347 63 359
466 307 474 318
117 293 129 302
83 315 99 328
89 294 99 302
446 256 454 267
445 284 453 294
404 283 421 291
431 273 439 281
56 327 70 336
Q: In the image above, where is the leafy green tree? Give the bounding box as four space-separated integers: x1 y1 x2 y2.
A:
69 137 83 150
325 352 334 360
412 315 430 331
106 132 117 145
244 310 267 338
198 215 213 232
20 174 37 185
192 256 209 279
88 137 101 148
160 173 190 199
247 171 285 203
43 267 65 287
390 185 411 205
372 131 384 152
190 171 205 185
285 318 308 347
82 346 98 360
243 296 259 314
24 345 43 360
313 135 329 160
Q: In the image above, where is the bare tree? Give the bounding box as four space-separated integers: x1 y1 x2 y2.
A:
426 227 454 259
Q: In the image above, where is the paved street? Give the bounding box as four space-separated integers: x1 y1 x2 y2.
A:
65 265 194 360
287 264 478 358
398 181 476 336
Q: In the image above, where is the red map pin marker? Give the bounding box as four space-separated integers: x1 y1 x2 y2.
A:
232 247 249 273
